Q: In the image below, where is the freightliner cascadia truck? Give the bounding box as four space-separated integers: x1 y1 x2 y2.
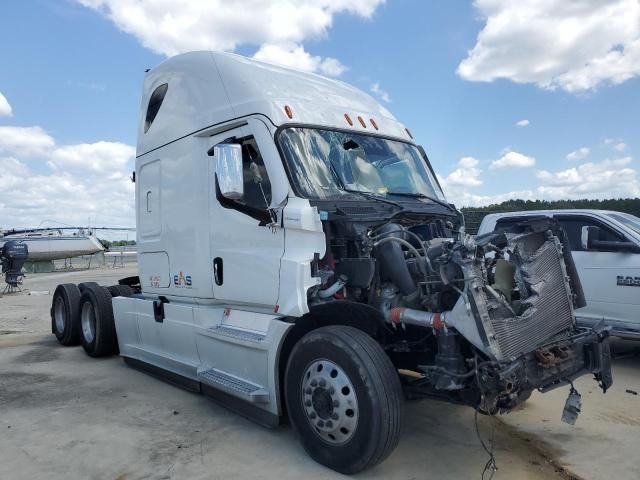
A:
50 51 612 474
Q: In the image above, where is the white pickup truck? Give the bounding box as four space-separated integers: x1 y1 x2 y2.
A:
478 210 640 339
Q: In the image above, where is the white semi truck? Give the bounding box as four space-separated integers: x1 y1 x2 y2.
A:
50 52 612 474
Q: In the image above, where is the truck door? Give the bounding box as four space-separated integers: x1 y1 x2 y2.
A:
555 214 640 335
206 121 285 309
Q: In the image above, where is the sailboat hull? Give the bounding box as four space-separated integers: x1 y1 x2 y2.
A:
0 235 104 261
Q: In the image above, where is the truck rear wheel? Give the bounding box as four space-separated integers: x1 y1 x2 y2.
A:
51 283 81 346
285 326 403 474
108 284 134 298
79 285 117 357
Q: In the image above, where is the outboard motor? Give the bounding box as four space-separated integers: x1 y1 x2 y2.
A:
1 240 28 294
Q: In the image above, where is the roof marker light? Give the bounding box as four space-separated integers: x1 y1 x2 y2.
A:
357 116 367 128
284 105 294 119
405 127 414 139
370 118 379 130
344 113 353 126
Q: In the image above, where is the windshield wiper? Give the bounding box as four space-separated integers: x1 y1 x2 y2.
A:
386 191 455 211
342 188 401 208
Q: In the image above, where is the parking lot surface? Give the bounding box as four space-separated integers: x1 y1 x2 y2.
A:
1 267 638 479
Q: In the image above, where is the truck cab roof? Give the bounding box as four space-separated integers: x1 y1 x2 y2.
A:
138 51 413 156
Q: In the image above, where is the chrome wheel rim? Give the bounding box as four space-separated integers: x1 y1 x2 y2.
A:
81 301 96 343
301 359 359 445
54 297 65 334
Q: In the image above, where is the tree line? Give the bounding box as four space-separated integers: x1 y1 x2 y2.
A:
461 198 640 234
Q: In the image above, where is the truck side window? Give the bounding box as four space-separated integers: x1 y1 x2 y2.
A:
556 216 624 251
238 136 272 210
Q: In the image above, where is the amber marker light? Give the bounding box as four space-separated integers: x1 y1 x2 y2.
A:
370 118 379 130
284 105 294 119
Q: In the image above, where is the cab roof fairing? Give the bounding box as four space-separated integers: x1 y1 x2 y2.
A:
137 51 412 156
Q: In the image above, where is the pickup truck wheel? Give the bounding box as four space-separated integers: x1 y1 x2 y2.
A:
79 285 117 357
51 283 81 346
285 326 402 474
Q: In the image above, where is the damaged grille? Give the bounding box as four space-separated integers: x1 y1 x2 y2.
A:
488 231 575 360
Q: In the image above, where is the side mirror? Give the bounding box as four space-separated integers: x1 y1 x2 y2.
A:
581 225 640 252
213 143 244 200
581 225 599 250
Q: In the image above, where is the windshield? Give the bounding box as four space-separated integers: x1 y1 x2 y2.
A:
278 127 447 202
606 212 640 236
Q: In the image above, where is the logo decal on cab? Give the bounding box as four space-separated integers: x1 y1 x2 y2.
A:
174 271 193 287
617 276 640 287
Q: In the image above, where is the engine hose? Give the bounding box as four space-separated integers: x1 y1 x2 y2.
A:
388 307 448 329
373 236 429 281
317 274 347 298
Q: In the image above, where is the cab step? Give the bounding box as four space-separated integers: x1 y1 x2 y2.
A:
198 368 269 403
207 325 266 343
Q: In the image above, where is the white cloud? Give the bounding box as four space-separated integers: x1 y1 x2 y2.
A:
604 138 628 152
535 157 639 198
253 43 346 76
49 141 136 173
457 0 640 93
0 126 135 228
439 154 640 208
566 147 590 161
490 150 536 169
77 0 384 75
0 126 55 157
516 119 529 127
0 91 12 117
438 156 484 205
370 82 391 102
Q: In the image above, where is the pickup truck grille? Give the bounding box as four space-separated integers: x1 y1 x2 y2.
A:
488 231 575 360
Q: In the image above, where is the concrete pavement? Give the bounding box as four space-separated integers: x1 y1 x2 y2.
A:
1 267 638 479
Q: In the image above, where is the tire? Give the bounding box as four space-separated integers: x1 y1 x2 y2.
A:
79 284 117 357
78 281 100 293
51 283 81 346
285 326 403 474
108 284 134 298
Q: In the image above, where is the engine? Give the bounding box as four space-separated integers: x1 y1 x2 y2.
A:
307 214 609 412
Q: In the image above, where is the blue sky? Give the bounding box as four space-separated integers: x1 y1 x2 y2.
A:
1 0 639 229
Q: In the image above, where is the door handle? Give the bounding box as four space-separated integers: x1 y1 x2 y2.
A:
146 190 152 212
213 257 223 285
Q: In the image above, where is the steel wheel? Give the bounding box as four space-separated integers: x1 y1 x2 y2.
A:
285 326 403 474
301 359 359 445
51 283 81 346
54 296 66 334
81 301 96 344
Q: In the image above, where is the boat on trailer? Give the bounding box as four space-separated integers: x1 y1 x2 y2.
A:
0 228 104 261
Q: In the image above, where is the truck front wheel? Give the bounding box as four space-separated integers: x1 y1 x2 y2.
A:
285 326 403 474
